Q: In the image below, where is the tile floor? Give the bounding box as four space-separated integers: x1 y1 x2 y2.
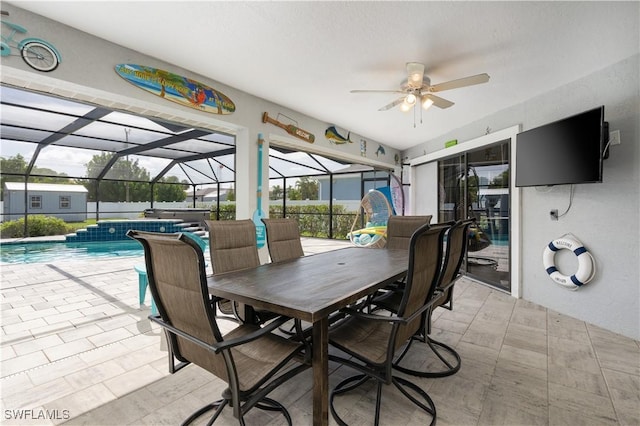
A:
1 238 639 425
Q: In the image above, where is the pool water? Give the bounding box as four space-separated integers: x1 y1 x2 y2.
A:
1 240 207 264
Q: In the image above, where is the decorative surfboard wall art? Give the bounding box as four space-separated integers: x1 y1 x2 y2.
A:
262 112 315 143
325 126 352 144
115 64 235 115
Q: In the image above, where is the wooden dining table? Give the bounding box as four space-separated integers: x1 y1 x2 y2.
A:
207 246 409 426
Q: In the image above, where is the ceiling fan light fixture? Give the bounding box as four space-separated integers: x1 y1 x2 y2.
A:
405 93 417 105
406 62 425 88
422 97 434 110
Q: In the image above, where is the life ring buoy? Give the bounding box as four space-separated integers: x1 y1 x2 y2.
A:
542 236 595 290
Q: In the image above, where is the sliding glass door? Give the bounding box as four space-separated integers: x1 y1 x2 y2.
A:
438 141 511 291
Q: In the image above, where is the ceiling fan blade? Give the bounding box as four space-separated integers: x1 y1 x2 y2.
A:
378 97 405 111
406 62 425 88
430 73 490 92
351 89 404 94
423 93 454 109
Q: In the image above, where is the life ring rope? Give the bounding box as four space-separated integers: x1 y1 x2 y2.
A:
543 234 595 290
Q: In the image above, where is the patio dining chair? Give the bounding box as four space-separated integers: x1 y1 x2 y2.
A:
327 223 449 426
205 219 278 325
261 218 305 263
261 217 306 335
385 215 433 250
391 218 475 378
363 215 434 310
382 215 433 288
127 230 310 425
432 218 476 312
132 231 207 316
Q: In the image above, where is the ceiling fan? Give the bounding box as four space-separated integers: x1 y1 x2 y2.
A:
351 62 489 118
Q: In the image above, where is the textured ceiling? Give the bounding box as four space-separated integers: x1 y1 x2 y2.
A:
9 1 639 151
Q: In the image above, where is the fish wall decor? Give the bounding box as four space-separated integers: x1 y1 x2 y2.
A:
325 126 352 144
376 145 386 157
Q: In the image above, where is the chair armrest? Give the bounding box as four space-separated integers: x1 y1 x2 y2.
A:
339 306 405 323
149 314 292 354
149 314 221 353
216 316 293 352
437 273 461 293
343 295 441 326
399 296 442 324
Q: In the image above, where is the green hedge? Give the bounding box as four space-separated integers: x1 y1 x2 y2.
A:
210 203 237 221
210 204 355 239
1 206 357 240
0 215 72 238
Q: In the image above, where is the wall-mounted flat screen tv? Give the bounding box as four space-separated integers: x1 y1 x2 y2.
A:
515 106 607 187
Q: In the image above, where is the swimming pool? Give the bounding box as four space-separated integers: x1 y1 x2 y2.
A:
0 239 208 264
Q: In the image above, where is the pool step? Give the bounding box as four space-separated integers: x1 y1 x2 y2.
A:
65 219 197 242
175 222 207 236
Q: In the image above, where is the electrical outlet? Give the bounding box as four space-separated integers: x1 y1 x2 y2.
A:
609 130 621 146
550 209 558 221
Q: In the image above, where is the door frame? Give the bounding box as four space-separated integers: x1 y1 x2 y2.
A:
409 125 521 299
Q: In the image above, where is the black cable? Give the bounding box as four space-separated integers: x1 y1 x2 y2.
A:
558 185 574 218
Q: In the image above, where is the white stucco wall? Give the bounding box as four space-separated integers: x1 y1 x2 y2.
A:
407 55 640 340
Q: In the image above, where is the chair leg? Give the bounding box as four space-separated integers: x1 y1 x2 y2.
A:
374 381 383 426
278 321 296 336
393 335 461 378
205 399 229 426
181 399 227 426
392 376 436 425
330 374 371 426
255 397 293 425
186 391 294 426
165 330 190 375
330 373 436 426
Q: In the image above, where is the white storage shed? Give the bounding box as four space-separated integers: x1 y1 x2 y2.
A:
3 182 88 222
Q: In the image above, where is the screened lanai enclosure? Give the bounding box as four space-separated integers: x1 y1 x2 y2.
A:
1 85 399 238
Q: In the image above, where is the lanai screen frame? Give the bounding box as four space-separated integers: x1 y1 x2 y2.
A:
1 85 393 237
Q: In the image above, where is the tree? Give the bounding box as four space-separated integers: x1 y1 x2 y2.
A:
83 153 151 202
155 176 187 202
489 170 509 188
226 185 236 201
0 154 70 200
296 177 319 200
81 153 187 202
269 184 283 200
1 154 27 175
286 185 301 200
1 155 28 201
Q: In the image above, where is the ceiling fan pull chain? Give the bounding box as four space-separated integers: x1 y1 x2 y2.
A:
413 105 417 128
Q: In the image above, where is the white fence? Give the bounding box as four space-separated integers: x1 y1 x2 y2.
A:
0 200 362 222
